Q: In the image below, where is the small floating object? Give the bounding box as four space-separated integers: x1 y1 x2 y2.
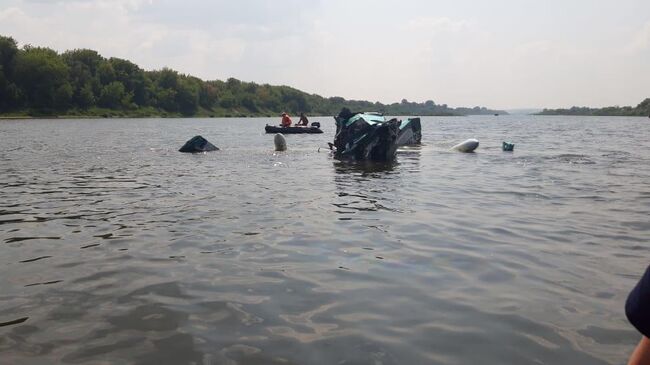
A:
502 141 515 151
452 138 479 153
179 135 219 153
274 133 287 151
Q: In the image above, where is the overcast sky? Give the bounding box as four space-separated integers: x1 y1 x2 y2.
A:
1 0 648 109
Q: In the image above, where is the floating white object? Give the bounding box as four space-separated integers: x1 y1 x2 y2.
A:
274 133 287 151
452 138 479 153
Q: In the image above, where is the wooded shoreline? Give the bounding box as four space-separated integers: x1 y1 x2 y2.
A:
0 35 504 119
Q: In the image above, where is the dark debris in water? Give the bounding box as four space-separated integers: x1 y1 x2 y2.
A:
94 233 113 239
4 236 61 243
25 280 63 287
19 256 52 263
80 244 101 249
0 317 28 327
368 225 389 233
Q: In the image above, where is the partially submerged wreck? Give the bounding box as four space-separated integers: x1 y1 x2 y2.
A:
331 109 421 161
179 135 219 153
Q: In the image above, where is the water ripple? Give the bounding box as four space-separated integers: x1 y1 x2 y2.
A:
0 116 648 364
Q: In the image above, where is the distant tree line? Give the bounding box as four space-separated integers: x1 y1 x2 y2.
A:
537 99 650 117
0 35 506 118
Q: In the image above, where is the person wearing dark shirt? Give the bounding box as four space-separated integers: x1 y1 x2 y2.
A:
627 265 650 365
297 112 309 126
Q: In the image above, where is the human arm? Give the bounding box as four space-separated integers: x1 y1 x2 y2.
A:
629 337 650 365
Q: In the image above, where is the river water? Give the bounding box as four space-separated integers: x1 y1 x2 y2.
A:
0 116 648 364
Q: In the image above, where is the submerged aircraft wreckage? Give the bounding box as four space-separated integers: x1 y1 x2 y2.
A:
330 108 421 161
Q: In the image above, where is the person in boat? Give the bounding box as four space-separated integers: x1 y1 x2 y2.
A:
297 112 309 127
280 112 292 127
627 265 650 365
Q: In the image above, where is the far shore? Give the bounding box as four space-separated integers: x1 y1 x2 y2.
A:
0 113 465 120
3 113 649 120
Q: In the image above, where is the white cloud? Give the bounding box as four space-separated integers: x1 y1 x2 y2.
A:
626 21 650 53
407 16 471 34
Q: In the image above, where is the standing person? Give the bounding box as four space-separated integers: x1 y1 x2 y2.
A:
281 112 292 127
297 112 309 126
627 265 650 365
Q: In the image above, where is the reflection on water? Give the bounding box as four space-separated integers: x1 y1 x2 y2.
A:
0 116 649 364
333 159 398 175
333 159 408 218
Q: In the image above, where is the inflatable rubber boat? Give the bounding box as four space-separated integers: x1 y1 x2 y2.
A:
264 124 323 134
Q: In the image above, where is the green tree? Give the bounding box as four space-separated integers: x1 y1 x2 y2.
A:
0 36 21 110
219 91 236 109
637 98 650 116
199 83 218 109
110 57 150 106
281 89 310 113
14 46 70 110
53 83 73 110
156 88 178 112
98 81 126 108
63 49 104 108
156 68 179 89
97 61 115 85
176 77 199 115
241 95 258 112
226 77 241 91
77 83 95 109
0 36 18 76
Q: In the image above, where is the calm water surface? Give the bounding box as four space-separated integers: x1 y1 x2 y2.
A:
0 116 648 364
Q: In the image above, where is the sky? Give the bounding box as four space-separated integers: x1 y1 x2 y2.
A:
0 0 649 109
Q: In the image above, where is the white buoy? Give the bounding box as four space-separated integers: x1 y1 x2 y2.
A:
452 138 479 153
274 133 287 151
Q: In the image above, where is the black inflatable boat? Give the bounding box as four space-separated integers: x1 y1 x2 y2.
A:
264 125 323 134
